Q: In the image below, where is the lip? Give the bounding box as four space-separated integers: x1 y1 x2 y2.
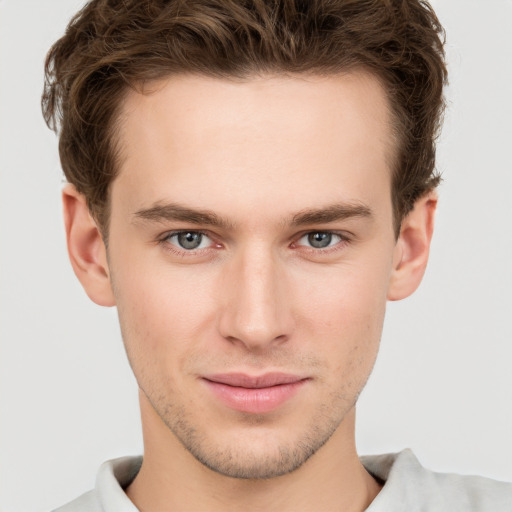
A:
202 372 309 414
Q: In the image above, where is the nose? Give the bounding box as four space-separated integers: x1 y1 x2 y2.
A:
218 246 294 351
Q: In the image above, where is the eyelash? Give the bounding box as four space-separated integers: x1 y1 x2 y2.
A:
157 230 352 257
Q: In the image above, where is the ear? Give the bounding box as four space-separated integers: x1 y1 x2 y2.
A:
62 184 116 307
387 192 437 301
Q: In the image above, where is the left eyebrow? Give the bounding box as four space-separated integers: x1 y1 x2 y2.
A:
290 202 373 226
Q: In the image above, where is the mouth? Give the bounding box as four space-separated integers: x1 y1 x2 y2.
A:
202 372 309 414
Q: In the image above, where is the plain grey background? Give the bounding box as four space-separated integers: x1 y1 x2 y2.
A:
1 1 511 511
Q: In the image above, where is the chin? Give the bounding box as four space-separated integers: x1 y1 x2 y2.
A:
187 439 322 480
164 406 346 480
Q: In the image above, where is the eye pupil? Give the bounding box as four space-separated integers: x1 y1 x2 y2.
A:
177 232 202 249
308 232 332 248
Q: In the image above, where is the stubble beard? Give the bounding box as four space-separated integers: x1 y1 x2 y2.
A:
142 385 357 480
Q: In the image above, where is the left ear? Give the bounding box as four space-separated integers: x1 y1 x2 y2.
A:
387 192 437 301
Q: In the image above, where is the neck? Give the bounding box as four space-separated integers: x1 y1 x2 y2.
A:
126 392 381 512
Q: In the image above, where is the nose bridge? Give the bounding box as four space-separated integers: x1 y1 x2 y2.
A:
219 242 291 349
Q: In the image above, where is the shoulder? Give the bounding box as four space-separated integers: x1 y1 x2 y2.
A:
361 449 512 512
50 456 142 512
427 470 512 511
51 490 100 512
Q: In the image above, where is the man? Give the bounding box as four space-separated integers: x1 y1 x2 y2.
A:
41 0 511 510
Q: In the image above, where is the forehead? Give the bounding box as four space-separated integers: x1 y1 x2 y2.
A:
113 72 394 225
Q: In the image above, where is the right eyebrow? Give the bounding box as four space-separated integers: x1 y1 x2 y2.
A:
132 203 235 230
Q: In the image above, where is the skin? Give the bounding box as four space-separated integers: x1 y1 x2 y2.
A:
63 72 436 511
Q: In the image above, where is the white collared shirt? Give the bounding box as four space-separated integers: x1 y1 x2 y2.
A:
52 449 512 511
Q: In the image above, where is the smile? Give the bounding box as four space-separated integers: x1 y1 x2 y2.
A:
202 373 309 414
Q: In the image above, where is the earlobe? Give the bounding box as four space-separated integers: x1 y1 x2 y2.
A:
387 192 437 301
62 184 116 307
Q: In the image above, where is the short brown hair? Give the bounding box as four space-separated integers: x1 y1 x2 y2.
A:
42 0 447 237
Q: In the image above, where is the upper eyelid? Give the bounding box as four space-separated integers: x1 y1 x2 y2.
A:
294 229 352 241
160 229 213 240
293 231 349 247
297 231 344 239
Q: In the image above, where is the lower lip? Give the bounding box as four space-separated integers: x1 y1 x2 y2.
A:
203 379 307 414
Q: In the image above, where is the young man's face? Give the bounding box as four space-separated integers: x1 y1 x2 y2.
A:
93 72 407 478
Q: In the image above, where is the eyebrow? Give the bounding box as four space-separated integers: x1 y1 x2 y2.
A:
133 203 234 230
133 201 373 229
291 202 373 226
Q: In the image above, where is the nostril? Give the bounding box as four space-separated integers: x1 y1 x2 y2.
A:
223 332 289 350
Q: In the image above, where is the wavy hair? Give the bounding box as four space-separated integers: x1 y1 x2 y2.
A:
42 0 447 236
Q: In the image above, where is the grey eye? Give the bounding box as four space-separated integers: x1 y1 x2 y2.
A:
176 232 204 250
307 232 333 248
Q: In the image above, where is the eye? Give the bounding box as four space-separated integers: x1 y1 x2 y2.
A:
165 231 212 250
296 232 344 249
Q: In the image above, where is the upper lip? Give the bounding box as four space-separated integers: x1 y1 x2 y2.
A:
203 372 307 389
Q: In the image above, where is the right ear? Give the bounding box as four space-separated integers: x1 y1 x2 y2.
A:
62 184 116 307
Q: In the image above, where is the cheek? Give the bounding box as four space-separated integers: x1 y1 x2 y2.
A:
295 258 389 330
111 254 217 377
292 259 390 376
